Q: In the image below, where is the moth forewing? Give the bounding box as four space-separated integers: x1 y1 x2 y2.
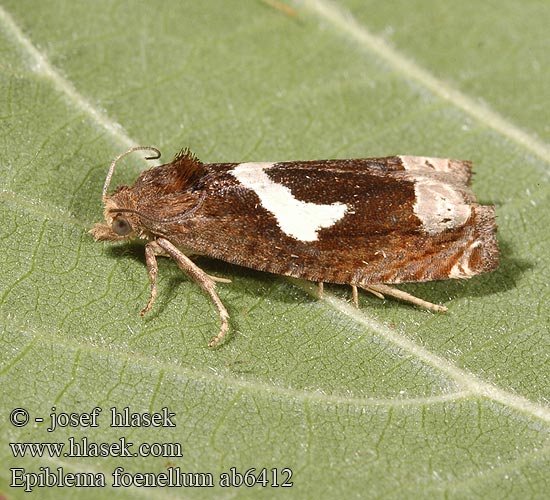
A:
90 148 499 347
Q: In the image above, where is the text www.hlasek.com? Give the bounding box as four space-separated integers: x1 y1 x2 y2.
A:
10 436 181 459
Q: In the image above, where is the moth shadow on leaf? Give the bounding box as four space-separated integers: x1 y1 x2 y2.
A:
104 245 308 322
103 238 524 327
107 242 146 262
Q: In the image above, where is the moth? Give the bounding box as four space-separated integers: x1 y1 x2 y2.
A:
90 146 499 346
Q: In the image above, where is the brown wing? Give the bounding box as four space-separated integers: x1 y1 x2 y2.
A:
139 155 498 285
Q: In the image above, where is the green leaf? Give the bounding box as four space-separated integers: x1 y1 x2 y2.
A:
1 1 549 498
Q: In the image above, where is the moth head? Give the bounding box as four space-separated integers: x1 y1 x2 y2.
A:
89 146 161 242
89 195 142 241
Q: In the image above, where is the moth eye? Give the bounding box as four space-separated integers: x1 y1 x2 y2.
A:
112 216 132 236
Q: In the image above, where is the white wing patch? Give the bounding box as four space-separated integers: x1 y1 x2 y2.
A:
413 179 472 235
397 156 473 234
230 162 348 242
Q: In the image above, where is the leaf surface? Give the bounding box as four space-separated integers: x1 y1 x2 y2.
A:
1 1 549 498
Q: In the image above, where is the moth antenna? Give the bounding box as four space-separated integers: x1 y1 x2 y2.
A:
102 146 161 201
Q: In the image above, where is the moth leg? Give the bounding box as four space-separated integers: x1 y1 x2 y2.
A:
175 252 231 283
208 274 232 284
140 240 164 316
351 285 359 307
317 281 324 299
361 285 384 300
359 284 448 313
155 238 230 347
